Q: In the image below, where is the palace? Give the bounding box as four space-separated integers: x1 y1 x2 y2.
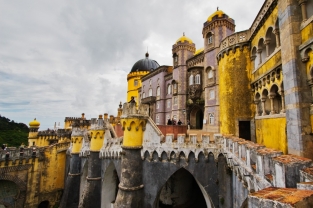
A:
2 0 313 207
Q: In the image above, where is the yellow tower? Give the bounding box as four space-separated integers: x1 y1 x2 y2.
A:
127 53 159 102
28 118 40 146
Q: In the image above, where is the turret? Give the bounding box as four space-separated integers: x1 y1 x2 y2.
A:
171 33 196 123
127 53 160 102
28 118 40 146
78 115 105 208
115 102 149 207
60 121 85 208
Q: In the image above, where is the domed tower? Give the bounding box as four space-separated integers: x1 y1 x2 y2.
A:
202 9 235 132
28 118 40 146
127 53 159 102
172 33 196 121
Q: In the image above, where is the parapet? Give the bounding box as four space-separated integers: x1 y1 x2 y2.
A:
121 103 149 117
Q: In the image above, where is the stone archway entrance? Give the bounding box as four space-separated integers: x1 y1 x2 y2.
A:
38 200 49 208
189 107 204 130
196 110 203 129
0 180 19 208
101 162 119 208
156 168 211 208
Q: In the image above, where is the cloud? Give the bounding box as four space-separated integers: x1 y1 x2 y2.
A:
0 0 264 129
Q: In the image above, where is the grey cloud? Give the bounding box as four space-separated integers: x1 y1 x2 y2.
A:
0 0 263 128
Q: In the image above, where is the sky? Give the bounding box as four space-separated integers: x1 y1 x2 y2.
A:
0 0 265 130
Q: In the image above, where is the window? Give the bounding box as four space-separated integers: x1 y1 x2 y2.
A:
167 100 171 108
189 75 194 85
195 74 200 84
208 70 213 79
209 113 214 125
156 87 160 96
149 88 152 96
156 102 159 109
156 115 159 124
142 92 146 98
208 33 213 44
149 79 152 86
134 80 138 86
173 83 177 93
209 90 215 99
167 84 172 94
173 97 177 105
156 87 160 100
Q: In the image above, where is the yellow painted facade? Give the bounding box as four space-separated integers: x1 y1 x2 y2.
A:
127 71 149 102
251 6 278 48
218 46 253 135
72 136 83 154
255 117 287 153
122 117 145 147
301 22 313 44
90 130 105 151
0 143 69 207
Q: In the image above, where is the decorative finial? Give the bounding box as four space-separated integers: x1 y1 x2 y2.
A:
119 101 122 109
183 32 185 36
145 52 149 58
217 7 219 11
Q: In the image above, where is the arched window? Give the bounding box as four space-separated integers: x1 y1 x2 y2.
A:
134 80 138 86
173 83 177 93
195 74 200 84
189 75 194 85
149 79 152 86
207 32 213 45
167 84 172 94
142 92 146 98
156 115 160 124
209 113 214 125
148 88 152 96
208 70 213 79
156 87 160 99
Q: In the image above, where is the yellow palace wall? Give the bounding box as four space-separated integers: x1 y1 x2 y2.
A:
218 46 253 135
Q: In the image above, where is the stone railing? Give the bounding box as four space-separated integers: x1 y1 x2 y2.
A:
220 135 313 192
141 133 223 161
0 147 40 161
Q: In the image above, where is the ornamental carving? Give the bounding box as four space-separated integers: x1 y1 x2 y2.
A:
187 53 204 68
188 84 202 99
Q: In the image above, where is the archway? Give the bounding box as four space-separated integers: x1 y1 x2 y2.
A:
196 110 203 129
101 162 119 208
0 180 19 207
156 168 211 208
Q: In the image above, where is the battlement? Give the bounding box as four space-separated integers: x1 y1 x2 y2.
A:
64 117 84 121
72 119 91 127
121 102 149 117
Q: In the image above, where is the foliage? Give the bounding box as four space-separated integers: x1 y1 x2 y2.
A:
0 115 29 147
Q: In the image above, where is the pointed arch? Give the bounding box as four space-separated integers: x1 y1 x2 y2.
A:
154 168 214 208
101 162 119 207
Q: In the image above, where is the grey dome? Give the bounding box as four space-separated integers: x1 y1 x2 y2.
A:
130 53 160 73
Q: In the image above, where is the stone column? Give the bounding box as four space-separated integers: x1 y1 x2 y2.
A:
78 116 105 208
261 97 267 116
114 103 148 207
273 29 281 48
264 39 271 57
269 92 276 115
257 48 262 65
278 90 286 113
254 99 260 116
299 0 308 21
60 125 84 208
251 55 257 71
